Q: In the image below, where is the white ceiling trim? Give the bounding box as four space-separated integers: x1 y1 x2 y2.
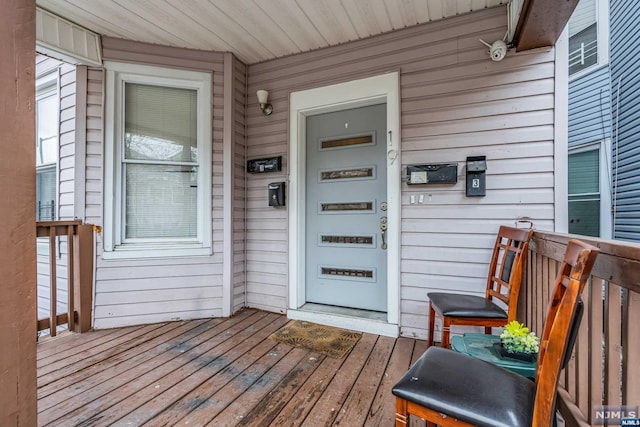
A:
36 0 508 64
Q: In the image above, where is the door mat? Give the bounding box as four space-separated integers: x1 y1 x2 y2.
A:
269 320 362 359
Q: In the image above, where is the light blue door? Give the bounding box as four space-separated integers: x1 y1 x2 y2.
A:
305 104 387 312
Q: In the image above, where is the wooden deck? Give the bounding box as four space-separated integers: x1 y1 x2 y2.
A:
37 309 428 426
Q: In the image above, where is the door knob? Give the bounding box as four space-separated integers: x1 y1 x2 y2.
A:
380 216 387 250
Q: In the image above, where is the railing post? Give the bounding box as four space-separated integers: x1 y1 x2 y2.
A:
49 225 58 336
67 224 75 332
73 224 94 332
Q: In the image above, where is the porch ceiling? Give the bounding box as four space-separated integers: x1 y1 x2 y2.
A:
35 0 508 64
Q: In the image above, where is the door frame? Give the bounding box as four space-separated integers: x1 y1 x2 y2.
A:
288 72 400 336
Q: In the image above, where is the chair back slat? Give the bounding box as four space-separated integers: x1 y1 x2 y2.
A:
484 226 534 320
532 239 599 427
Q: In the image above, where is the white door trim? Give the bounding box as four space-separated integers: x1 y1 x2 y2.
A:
288 72 401 335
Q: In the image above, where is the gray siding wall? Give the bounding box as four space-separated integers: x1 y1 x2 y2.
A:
568 66 611 149
91 39 230 328
36 54 76 325
611 0 640 241
246 6 558 337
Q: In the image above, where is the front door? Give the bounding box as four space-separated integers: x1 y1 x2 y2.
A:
305 104 387 312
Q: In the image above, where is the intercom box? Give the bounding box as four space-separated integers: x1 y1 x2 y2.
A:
247 156 282 173
268 182 285 206
406 163 458 184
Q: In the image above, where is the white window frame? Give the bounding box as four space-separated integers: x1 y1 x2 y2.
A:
103 61 212 259
568 140 612 238
569 0 610 81
35 72 59 222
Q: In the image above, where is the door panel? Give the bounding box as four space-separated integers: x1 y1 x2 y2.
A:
305 104 387 311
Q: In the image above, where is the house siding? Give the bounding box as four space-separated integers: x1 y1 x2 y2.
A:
246 7 558 337
36 54 76 324
610 0 640 242
568 66 611 149
90 40 231 328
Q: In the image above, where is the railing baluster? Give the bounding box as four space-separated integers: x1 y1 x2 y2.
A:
589 277 605 424
604 282 622 407
67 224 75 332
623 289 640 405
48 225 57 337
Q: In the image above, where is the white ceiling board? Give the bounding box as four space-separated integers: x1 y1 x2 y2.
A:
426 0 444 22
213 0 301 57
397 0 419 27
164 0 267 63
341 0 382 38
411 0 431 24
35 0 508 64
295 0 360 45
256 1 326 51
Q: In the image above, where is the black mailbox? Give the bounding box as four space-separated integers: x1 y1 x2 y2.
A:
466 156 487 197
268 182 285 206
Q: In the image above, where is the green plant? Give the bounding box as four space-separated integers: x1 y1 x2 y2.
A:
500 321 540 354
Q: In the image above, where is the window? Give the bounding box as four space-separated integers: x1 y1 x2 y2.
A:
36 76 58 221
104 62 212 259
568 142 612 238
568 0 609 77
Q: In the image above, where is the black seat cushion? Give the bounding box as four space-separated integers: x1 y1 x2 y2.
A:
392 347 535 427
428 292 508 318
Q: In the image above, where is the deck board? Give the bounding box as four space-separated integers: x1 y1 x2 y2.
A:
37 309 426 426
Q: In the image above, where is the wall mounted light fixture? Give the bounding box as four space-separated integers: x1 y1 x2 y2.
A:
256 89 273 115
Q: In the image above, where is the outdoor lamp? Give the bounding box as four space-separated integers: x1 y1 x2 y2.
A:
256 89 273 115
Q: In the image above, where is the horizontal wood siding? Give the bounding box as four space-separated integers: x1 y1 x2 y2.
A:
89 40 227 329
246 6 558 337
568 65 611 148
610 0 640 242
233 56 247 313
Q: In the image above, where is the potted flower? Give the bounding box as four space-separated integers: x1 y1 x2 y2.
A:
496 320 540 362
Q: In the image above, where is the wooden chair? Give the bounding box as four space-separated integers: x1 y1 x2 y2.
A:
427 225 534 348
392 239 599 427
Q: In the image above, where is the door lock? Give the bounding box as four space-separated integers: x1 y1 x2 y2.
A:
380 216 388 250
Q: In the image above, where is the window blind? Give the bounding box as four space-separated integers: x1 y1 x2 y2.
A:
568 149 600 237
124 83 197 162
123 83 199 240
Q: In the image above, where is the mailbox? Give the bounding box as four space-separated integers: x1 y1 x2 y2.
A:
466 156 487 197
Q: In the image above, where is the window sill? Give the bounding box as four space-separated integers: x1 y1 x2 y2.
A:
569 62 609 82
102 244 212 260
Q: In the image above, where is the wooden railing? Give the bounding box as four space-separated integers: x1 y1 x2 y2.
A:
36 220 94 336
520 231 640 426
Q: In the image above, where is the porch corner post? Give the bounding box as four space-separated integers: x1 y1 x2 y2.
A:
221 52 235 317
0 0 37 425
74 224 94 332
